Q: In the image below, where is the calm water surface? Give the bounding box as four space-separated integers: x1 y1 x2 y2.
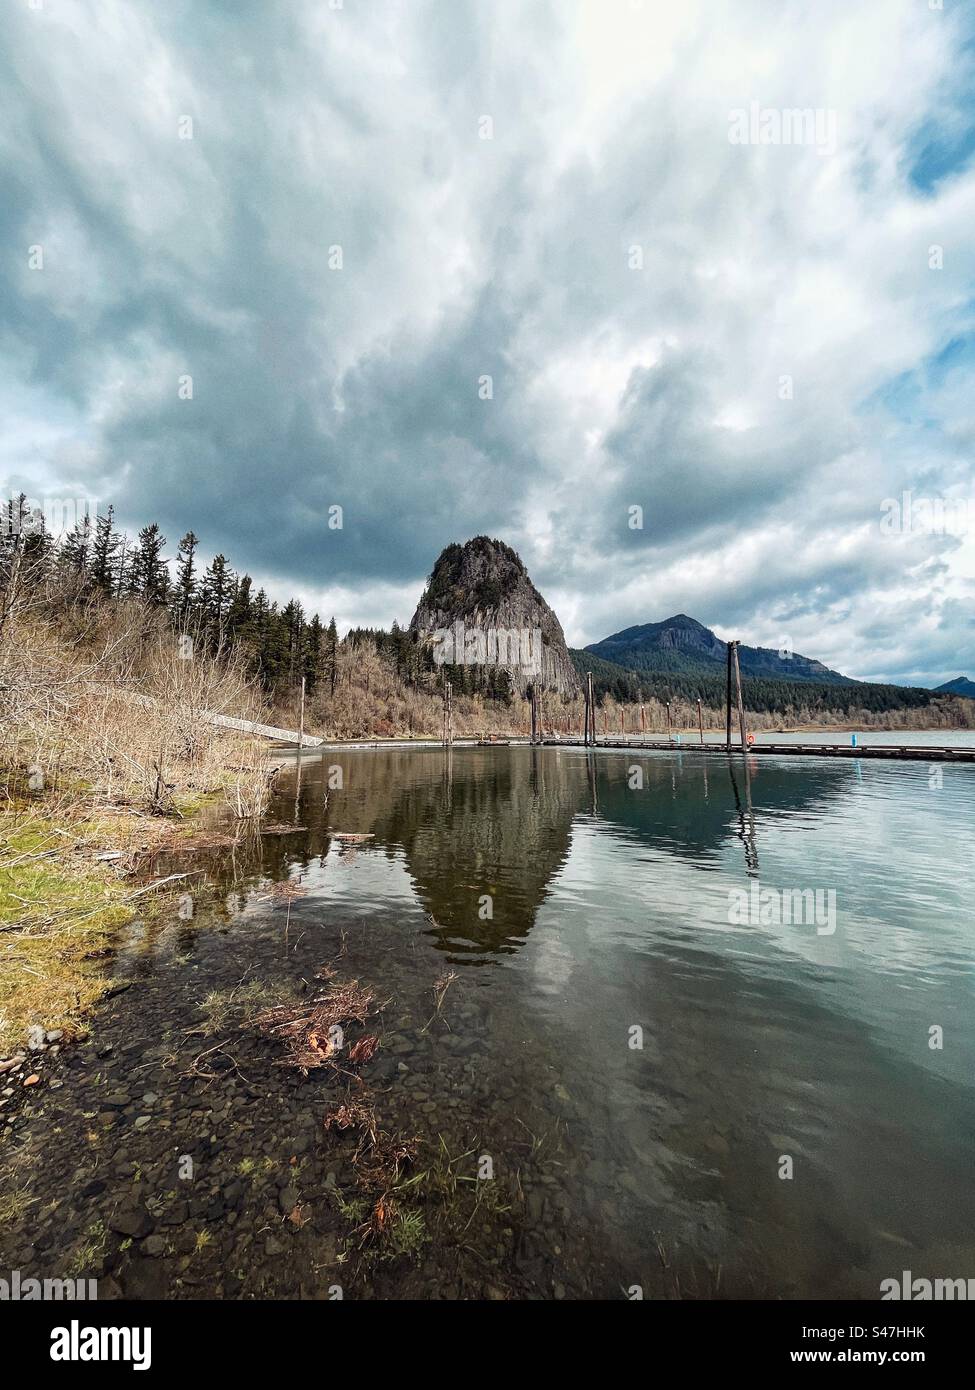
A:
4 745 973 1299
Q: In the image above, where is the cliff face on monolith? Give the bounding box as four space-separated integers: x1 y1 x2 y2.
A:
409 537 579 697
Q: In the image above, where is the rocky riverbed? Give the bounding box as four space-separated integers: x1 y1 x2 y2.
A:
0 810 663 1300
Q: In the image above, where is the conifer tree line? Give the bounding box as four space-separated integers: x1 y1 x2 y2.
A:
573 644 943 718
2 497 339 697
4 497 514 707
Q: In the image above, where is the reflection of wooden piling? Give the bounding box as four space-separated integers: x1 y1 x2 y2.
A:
732 641 748 752
728 758 759 876
441 674 453 747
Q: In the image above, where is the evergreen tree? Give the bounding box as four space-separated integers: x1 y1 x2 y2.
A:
281 599 304 684
128 523 169 605
61 514 93 578
303 613 323 692
171 531 199 628
226 573 253 645
89 507 121 593
325 616 339 698
199 553 233 648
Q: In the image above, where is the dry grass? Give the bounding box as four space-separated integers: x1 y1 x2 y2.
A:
251 979 382 1073
0 586 277 1050
1 599 273 817
194 979 288 1037
420 968 458 1034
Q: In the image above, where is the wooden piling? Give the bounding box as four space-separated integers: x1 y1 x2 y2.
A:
725 642 733 750
732 640 747 752
697 697 704 746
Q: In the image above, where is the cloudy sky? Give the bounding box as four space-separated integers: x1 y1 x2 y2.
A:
3 0 974 685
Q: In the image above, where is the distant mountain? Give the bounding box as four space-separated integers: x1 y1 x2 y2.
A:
935 676 975 699
584 614 855 685
409 536 579 696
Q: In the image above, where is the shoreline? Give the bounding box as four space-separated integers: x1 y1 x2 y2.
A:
0 791 246 1059
271 727 975 754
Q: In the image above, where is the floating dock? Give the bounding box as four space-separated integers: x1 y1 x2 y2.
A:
538 738 975 763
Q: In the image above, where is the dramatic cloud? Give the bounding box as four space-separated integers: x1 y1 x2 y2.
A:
2 0 974 683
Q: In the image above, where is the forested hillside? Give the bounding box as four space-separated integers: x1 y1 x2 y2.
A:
7 497 971 738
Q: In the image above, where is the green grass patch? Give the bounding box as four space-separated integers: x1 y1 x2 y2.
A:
0 812 135 1051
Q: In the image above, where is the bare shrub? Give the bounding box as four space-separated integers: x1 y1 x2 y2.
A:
0 590 272 816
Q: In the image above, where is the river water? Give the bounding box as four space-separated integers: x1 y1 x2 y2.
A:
3 745 973 1299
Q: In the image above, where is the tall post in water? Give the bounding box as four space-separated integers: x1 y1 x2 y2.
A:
587 671 596 746
640 702 646 735
666 700 672 743
698 697 704 746
620 708 624 737
725 641 733 750
732 640 748 752
529 684 537 744
583 675 590 746
298 675 306 747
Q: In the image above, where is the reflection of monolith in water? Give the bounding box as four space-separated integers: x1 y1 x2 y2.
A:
274 747 861 958
339 747 586 956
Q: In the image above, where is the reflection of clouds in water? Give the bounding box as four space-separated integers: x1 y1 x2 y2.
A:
529 916 575 997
